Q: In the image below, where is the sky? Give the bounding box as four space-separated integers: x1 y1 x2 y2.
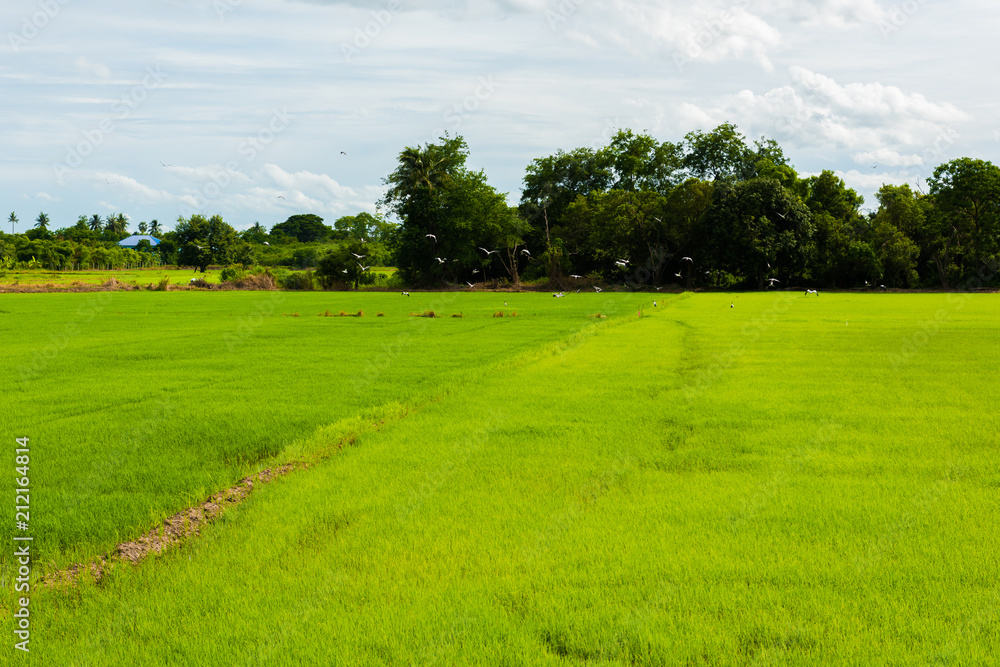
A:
2 0 997 234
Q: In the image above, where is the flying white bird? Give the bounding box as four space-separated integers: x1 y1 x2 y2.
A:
467 281 475 288
805 289 818 296
351 252 365 259
594 286 602 293
675 271 683 278
570 274 582 279
341 269 348 274
615 261 628 269
402 291 409 296
435 257 446 264
425 234 436 241
479 247 499 256
263 242 269 246
521 248 531 256
358 263 371 271
681 257 693 262
472 269 479 274
617 258 630 265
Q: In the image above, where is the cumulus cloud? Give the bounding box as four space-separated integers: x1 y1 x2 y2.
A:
680 67 970 170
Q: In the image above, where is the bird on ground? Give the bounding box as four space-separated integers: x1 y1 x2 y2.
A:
553 292 564 298
805 289 818 296
351 252 365 259
731 302 734 308
425 234 436 241
402 291 409 296
435 257 446 264
653 300 657 307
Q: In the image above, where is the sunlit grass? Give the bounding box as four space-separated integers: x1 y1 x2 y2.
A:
4 292 999 664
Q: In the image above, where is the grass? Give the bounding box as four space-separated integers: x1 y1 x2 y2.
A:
0 268 225 287
3 292 1000 664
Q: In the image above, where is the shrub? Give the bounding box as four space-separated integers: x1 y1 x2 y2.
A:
279 270 315 291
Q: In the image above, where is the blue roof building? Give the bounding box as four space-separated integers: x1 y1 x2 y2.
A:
117 234 161 248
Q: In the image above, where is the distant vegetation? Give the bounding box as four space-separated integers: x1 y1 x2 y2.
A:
3 124 998 290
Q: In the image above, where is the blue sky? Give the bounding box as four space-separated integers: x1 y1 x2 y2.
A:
2 0 997 233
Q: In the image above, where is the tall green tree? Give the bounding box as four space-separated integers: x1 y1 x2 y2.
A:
928 157 1000 282
150 219 162 237
34 212 50 231
174 214 238 272
383 135 524 285
705 177 814 288
8 212 17 234
88 214 103 232
271 214 332 243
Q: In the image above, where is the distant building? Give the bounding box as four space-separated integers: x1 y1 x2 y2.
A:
117 234 161 249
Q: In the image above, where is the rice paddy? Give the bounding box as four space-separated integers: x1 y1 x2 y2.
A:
2 290 999 664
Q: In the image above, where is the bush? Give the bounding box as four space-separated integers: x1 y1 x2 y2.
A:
220 265 248 283
279 270 315 291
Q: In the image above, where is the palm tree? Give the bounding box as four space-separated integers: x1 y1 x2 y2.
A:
150 219 161 237
138 221 148 234
8 212 17 235
88 214 103 232
34 212 50 231
105 213 128 236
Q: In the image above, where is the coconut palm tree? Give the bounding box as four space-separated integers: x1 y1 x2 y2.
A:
8 212 17 235
150 219 161 237
34 212 50 231
138 221 148 234
88 214 103 231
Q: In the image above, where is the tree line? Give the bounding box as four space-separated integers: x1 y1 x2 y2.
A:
386 126 1000 290
4 123 998 289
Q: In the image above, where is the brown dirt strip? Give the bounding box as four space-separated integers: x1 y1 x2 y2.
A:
39 464 294 589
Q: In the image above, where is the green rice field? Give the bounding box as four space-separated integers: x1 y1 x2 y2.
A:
0 268 226 287
2 290 999 664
